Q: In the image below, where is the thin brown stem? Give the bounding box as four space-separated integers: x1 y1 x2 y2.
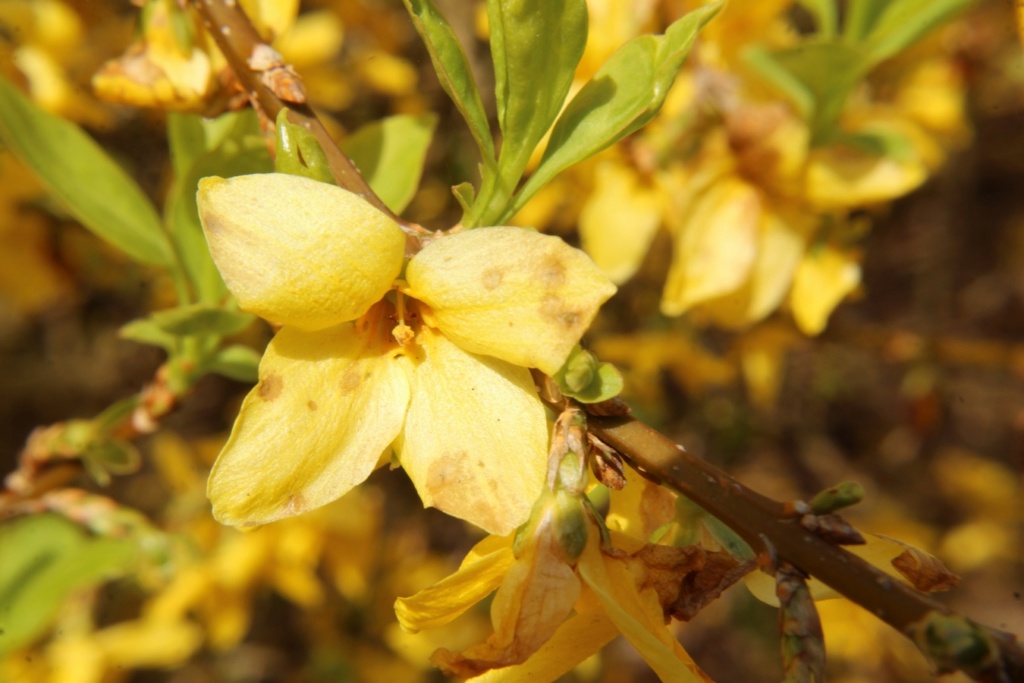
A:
586 413 1024 682
191 0 403 225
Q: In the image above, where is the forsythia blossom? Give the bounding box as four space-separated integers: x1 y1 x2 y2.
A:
197 173 615 535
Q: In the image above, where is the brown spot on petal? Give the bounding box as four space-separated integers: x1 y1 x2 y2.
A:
538 255 567 288
425 452 503 530
284 493 308 516
482 267 504 290
307 400 318 411
539 294 582 331
339 367 361 394
426 451 469 491
258 374 283 401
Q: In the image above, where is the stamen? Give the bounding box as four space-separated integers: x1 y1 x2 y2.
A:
393 290 415 346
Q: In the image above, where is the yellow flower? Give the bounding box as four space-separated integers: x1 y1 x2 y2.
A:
197 173 615 535
396 527 711 683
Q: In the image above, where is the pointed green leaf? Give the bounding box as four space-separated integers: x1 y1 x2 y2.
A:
742 44 815 121
402 0 495 168
206 343 262 382
150 304 255 337
864 0 974 65
167 112 207 178
488 0 587 184
452 181 475 217
509 3 721 222
843 0 889 42
119 318 178 351
749 39 868 143
0 515 137 657
0 76 173 266
342 113 437 213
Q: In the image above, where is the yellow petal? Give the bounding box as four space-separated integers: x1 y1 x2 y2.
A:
579 161 663 284
405 227 616 375
738 322 806 410
275 10 345 69
198 173 405 331
395 535 515 632
95 619 203 668
698 204 813 328
398 327 548 535
469 609 617 683
805 143 927 210
432 533 581 676
208 315 410 526
240 0 299 39
605 466 677 540
896 60 968 142
577 538 712 683
661 177 761 317
789 244 861 335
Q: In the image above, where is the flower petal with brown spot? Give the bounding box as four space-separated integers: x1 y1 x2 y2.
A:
405 227 616 376
207 313 411 527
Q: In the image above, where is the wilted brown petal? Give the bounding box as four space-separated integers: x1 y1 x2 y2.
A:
634 544 755 622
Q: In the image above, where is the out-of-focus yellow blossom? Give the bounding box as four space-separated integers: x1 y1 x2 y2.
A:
736 321 807 409
0 0 116 127
92 0 423 122
593 330 736 412
197 173 615 535
931 448 1024 573
93 0 296 113
789 242 863 335
571 0 969 339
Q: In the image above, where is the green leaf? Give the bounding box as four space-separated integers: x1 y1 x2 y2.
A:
843 0 889 42
206 344 262 382
0 75 173 266
274 109 335 184
342 113 437 214
836 127 917 161
701 513 755 560
863 0 974 65
93 395 141 432
751 39 869 143
452 181 475 217
0 515 136 657
165 111 272 302
509 2 721 223
674 496 755 560
119 318 178 351
150 304 255 337
798 0 837 37
488 0 587 185
402 0 495 168
742 44 815 121
167 113 207 178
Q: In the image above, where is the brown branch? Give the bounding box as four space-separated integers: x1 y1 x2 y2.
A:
586 413 1024 682
191 0 403 225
